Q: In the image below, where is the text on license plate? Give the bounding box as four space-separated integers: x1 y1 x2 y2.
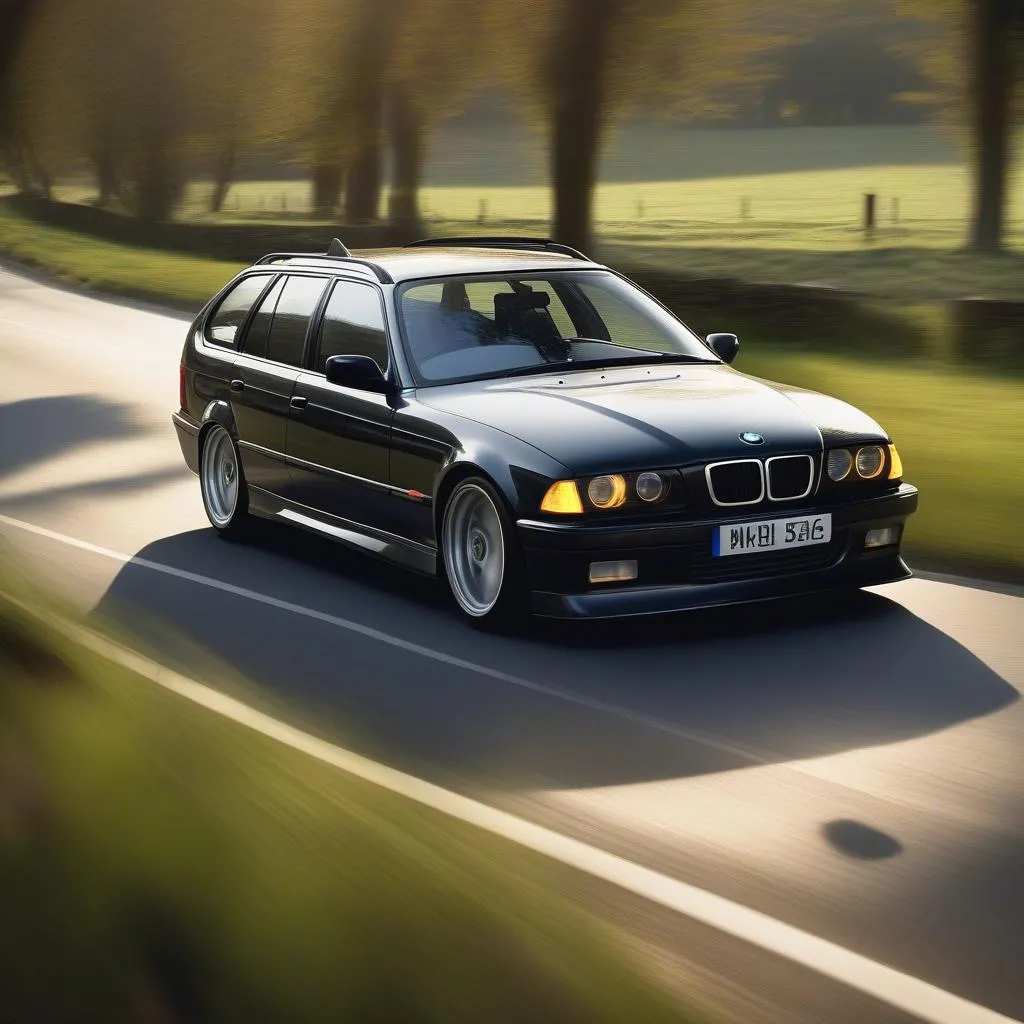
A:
713 514 832 557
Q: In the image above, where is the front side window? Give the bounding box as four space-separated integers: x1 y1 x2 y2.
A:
316 281 389 372
398 270 714 385
206 274 274 347
265 275 329 367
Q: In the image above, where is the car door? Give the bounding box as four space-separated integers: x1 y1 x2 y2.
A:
231 273 329 497
287 279 395 531
195 271 277 418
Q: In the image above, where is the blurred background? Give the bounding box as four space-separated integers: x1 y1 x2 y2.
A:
0 0 1021 580
0 2 1022 1022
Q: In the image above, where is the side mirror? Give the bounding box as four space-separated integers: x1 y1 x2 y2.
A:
325 354 389 393
707 333 739 364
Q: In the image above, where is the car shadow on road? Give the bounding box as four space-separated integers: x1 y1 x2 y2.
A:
88 518 1020 792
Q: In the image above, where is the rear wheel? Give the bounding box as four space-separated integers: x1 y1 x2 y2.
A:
200 425 249 537
441 478 524 627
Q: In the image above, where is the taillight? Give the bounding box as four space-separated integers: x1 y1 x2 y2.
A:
179 363 188 411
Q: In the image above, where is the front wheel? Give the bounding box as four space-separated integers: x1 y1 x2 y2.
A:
441 478 525 627
200 424 249 537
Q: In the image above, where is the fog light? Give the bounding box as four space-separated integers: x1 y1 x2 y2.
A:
589 559 638 584
865 526 900 550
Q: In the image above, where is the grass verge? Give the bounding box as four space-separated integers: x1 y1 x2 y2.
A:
0 561 696 1023
0 206 1019 582
0 203 241 311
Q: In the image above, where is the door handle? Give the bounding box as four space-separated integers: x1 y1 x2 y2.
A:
290 396 308 411
229 379 244 392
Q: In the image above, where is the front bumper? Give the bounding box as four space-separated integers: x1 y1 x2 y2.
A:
517 484 918 619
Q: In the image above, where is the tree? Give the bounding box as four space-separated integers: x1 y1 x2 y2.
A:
901 0 1023 252
0 0 37 92
967 0 1021 251
491 0 753 253
383 0 496 230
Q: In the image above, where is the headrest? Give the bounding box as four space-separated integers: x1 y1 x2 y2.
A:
494 289 551 314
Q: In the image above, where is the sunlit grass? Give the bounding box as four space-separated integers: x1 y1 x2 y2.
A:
0 204 242 308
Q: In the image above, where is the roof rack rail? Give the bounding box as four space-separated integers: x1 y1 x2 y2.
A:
254 244 393 284
405 236 589 261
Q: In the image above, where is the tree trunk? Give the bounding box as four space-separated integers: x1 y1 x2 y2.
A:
209 139 236 214
549 0 614 255
311 162 343 217
968 0 1015 253
387 91 422 230
92 128 118 207
345 143 381 224
0 0 36 94
342 0 390 224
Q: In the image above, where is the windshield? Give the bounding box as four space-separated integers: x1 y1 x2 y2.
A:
397 270 717 386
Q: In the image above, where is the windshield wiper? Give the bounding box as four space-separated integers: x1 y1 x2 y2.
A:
477 352 718 382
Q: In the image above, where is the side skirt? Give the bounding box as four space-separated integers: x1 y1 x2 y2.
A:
247 486 438 577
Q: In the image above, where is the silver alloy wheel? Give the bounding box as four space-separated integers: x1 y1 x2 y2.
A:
443 483 506 617
201 426 239 528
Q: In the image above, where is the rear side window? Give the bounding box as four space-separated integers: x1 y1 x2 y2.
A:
206 274 273 347
241 277 285 359
316 281 389 372
265 275 328 367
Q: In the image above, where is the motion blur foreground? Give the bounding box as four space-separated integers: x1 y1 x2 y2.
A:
1 0 1022 1022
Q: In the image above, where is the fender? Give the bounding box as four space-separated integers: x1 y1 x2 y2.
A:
200 399 238 438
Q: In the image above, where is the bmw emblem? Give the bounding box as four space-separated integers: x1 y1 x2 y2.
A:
740 432 765 445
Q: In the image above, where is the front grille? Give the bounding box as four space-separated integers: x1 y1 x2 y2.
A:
767 455 814 500
686 535 844 583
706 460 763 506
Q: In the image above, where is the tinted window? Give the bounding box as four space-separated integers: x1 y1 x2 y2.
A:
317 282 389 372
265 275 328 367
240 277 284 359
206 274 273 347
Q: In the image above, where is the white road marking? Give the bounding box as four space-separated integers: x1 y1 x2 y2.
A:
0 315 79 341
0 512 772 766
13 594 1018 1024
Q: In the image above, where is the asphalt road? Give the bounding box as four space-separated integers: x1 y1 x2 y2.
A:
1 262 1022 1024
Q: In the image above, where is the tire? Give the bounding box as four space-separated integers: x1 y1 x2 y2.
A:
199 424 249 537
441 477 526 628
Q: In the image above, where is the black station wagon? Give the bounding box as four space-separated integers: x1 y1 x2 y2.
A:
173 236 918 624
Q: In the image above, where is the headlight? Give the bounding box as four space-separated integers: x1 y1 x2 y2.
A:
888 444 903 480
540 480 583 514
587 474 627 509
635 471 665 502
827 449 853 481
855 445 885 479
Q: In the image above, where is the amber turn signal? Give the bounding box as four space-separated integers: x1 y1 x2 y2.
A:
887 444 903 480
541 479 584 514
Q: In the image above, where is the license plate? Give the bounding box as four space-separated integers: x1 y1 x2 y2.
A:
713 514 832 557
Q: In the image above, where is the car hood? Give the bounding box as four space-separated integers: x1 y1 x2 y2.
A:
417 364 886 474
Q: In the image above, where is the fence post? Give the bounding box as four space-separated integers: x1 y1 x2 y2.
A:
863 193 876 235
637 196 644 220
478 198 487 225
740 196 750 221
891 197 899 225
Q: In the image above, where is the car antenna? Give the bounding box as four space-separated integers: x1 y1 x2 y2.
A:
327 237 351 257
